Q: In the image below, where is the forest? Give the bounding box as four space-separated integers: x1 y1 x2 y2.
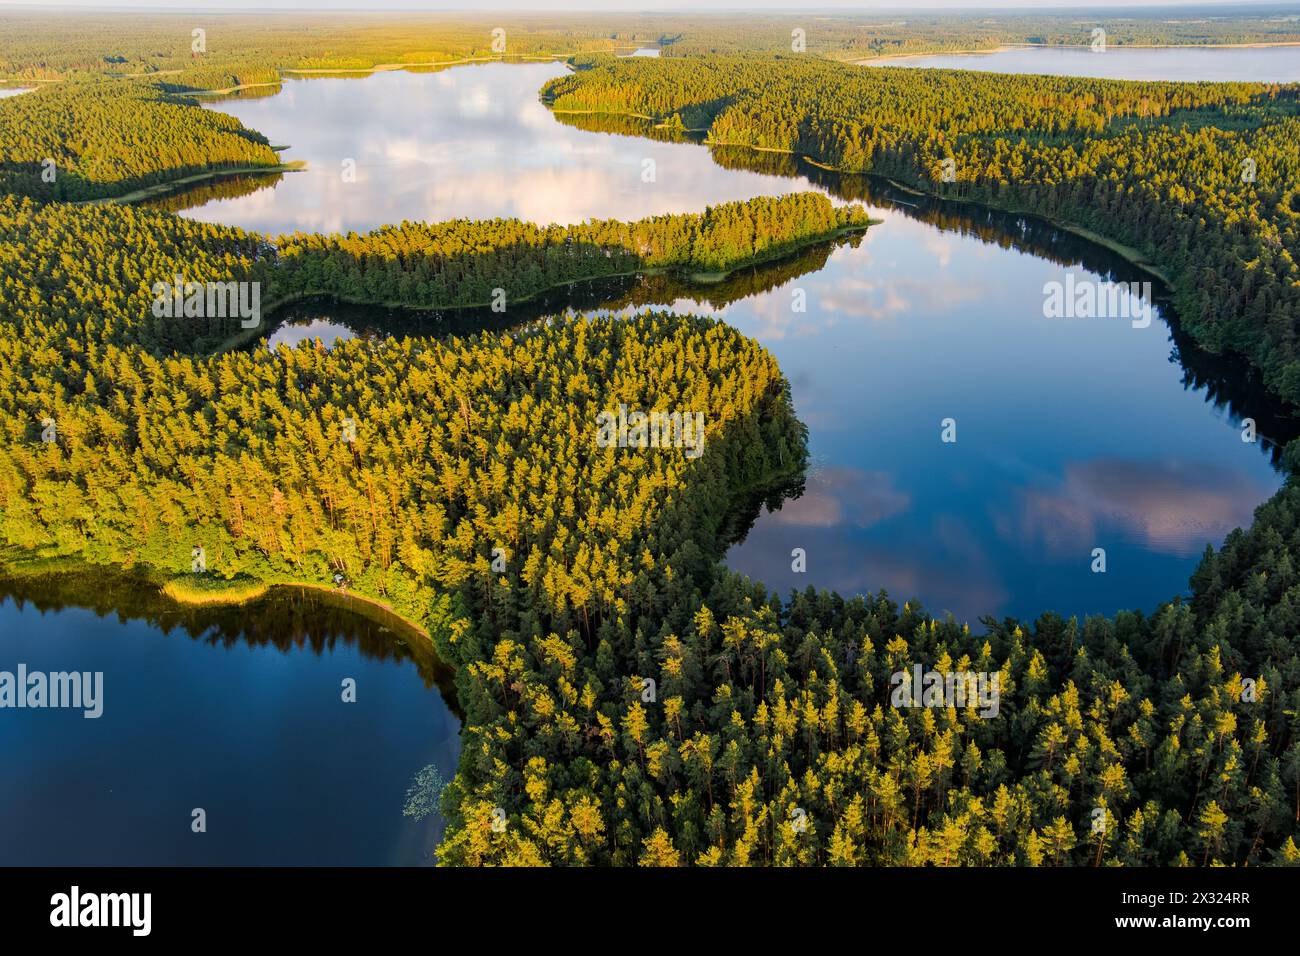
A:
440 490 1300 865
0 190 833 694
271 194 869 309
0 12 660 91
1 12 1300 867
0 192 865 354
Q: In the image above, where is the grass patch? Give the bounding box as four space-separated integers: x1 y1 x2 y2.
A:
160 574 269 605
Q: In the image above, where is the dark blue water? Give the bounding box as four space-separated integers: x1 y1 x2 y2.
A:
715 209 1282 620
0 575 458 865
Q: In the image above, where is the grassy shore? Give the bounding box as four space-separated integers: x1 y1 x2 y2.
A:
0 547 432 643
160 575 270 605
161 575 432 641
73 161 304 207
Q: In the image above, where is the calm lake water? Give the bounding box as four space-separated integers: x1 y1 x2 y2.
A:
858 44 1300 81
0 572 459 865
183 65 827 233
172 60 1288 623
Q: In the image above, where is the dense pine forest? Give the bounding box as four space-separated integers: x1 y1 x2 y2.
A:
271 195 870 312
0 192 854 627
1 12 1300 867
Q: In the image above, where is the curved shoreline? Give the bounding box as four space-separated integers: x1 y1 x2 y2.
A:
714 135 1171 281
177 579 434 643
0 549 434 645
183 48 644 92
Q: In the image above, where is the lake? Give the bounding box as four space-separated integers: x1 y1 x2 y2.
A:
0 569 459 865
181 65 827 234
856 43 1300 81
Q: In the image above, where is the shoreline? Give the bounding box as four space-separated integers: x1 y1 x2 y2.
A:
0 550 434 644
188 579 434 643
0 47 645 89
175 55 572 90
279 48 635 77
72 161 303 207
871 177 1172 284
7 37 1300 89
179 80 285 97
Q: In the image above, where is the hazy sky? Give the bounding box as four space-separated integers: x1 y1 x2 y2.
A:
0 1 1282 10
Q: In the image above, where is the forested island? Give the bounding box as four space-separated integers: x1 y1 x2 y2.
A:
1 10 1300 867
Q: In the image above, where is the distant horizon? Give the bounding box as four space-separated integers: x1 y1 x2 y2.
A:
1 0 1296 12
